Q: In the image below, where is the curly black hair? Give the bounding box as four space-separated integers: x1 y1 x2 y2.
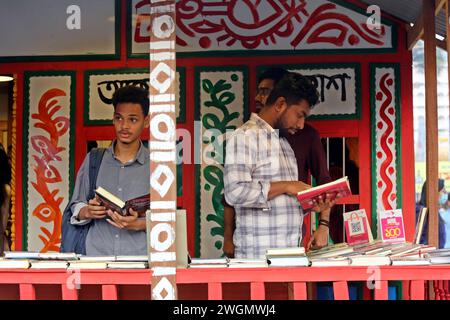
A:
112 85 149 115
265 71 319 109
257 67 289 86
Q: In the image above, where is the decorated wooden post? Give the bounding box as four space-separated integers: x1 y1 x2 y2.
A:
148 0 177 300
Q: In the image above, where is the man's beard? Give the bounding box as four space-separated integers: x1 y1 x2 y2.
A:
274 114 290 138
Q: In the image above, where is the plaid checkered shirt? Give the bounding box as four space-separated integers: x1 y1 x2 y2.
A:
224 113 303 259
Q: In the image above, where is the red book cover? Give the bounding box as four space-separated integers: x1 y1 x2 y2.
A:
296 176 352 211
95 187 149 218
124 193 150 217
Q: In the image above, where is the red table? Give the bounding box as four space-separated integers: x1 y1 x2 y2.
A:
0 266 449 300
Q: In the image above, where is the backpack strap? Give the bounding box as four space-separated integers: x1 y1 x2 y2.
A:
87 148 106 200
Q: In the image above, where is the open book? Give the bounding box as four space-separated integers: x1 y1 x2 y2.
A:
296 176 352 211
95 186 149 217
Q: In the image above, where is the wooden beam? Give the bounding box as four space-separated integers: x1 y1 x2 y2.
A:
407 0 447 50
423 0 440 248
447 0 450 125
149 0 178 301
436 0 447 13
407 14 423 50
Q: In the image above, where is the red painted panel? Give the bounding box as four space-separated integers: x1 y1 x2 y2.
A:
332 281 349 300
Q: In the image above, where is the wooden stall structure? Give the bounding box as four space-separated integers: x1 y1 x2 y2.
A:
0 0 448 300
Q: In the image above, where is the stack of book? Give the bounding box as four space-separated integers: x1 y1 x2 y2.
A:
307 243 354 259
349 255 391 266
309 256 350 267
0 258 31 269
266 247 309 267
228 259 268 268
390 256 431 266
3 251 41 259
1 251 79 269
424 249 450 265
189 258 229 268
108 255 149 269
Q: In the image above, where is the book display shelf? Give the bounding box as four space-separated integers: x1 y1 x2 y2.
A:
0 267 449 300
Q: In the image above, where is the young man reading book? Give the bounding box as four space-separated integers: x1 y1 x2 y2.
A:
224 72 334 259
223 68 332 258
68 86 150 256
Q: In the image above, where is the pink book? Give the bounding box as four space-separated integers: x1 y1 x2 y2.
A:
379 209 406 243
296 176 352 211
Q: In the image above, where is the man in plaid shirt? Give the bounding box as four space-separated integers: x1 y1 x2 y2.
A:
224 72 333 258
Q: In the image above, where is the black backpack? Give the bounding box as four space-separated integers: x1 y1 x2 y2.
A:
60 148 106 254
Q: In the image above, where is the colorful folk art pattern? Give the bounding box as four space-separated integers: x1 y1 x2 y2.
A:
25 74 74 252
371 65 401 236
197 69 247 258
131 0 393 55
86 69 185 125
287 65 359 118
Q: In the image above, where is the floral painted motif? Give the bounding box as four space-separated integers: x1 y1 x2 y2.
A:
197 70 246 258
371 65 401 236
132 0 392 53
30 89 69 252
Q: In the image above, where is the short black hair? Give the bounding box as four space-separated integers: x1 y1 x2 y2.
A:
258 67 289 86
265 72 319 109
112 85 149 115
419 179 446 206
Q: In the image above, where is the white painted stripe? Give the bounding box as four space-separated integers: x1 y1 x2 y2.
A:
151 252 176 262
150 201 176 210
150 141 175 150
152 267 176 276
150 41 175 50
150 212 176 221
149 104 175 113
150 4 175 14
150 151 176 162
150 94 175 103
150 52 175 61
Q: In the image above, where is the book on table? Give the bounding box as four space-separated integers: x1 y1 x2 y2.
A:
427 256 450 265
378 209 406 243
38 252 79 261
343 209 373 246
296 176 352 211
349 255 391 266
68 261 109 270
78 256 116 262
309 257 351 267
266 256 310 267
189 257 229 268
390 257 431 266
95 186 149 217
3 251 40 259
228 259 268 268
307 243 354 258
265 247 305 256
107 261 149 269
29 260 69 269
0 258 31 269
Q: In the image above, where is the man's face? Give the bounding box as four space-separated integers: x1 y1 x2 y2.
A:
113 103 149 144
275 99 310 137
255 79 275 111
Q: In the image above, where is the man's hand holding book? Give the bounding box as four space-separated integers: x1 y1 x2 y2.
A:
78 198 108 220
106 208 146 231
